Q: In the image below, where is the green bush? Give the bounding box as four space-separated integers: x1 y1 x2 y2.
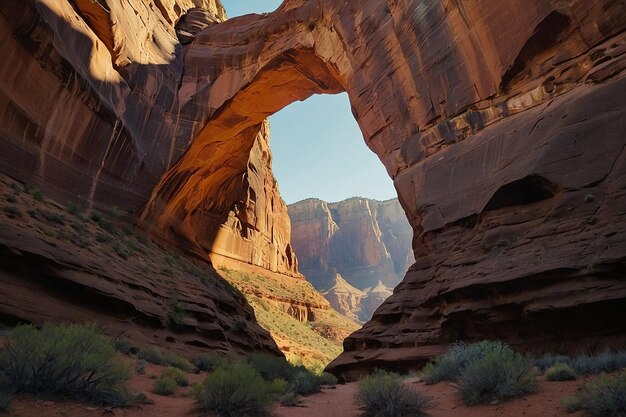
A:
248 354 302 382
292 370 321 395
355 370 432 417
193 353 228 372
153 376 177 396
136 359 147 374
195 361 273 417
279 391 301 406
545 363 577 381
561 395 581 413
572 351 626 375
2 205 22 219
161 367 189 387
456 346 536 405
572 372 626 416
0 323 131 407
318 372 338 386
111 336 132 355
536 353 573 372
423 340 509 384
137 346 194 372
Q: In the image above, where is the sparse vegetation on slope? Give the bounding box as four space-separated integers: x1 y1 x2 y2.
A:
217 267 360 369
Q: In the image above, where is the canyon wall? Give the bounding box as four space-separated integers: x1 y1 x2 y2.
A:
1 0 625 377
289 197 413 321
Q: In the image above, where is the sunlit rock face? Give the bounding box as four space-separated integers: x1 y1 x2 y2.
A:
288 198 414 321
1 0 625 377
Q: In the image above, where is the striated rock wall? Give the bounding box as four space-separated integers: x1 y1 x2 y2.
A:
1 0 625 377
289 197 413 321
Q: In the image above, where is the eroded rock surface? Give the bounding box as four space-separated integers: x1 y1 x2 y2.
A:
1 0 625 377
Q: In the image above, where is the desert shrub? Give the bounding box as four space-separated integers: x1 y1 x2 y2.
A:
0 376 13 413
247 354 302 382
111 336 132 355
291 370 321 396
65 201 79 216
572 351 626 375
137 346 194 372
161 367 189 387
423 340 509 384
2 205 21 219
153 376 177 396
318 372 338 386
195 361 273 417
561 395 582 413
112 241 130 259
134 391 154 405
96 233 112 243
456 346 536 405
168 300 186 328
136 359 147 374
355 369 432 417
193 353 228 372
279 391 301 406
545 363 577 381
578 372 626 416
0 323 131 407
536 353 573 372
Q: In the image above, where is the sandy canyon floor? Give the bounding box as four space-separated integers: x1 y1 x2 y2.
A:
7 363 588 417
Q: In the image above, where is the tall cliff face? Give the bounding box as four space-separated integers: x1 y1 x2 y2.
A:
1 0 625 377
288 198 414 321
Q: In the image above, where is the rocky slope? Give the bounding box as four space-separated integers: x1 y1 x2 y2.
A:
289 198 413 321
1 0 625 379
0 174 278 359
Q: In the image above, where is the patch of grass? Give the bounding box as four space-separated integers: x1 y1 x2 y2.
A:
456 345 536 405
545 363 577 381
136 359 147 375
292 369 321 396
24 184 43 201
161 367 189 387
153 376 177 396
568 372 626 416
109 206 123 218
536 353 573 372
355 369 432 417
536 350 626 375
0 323 132 407
2 205 22 219
195 361 273 417
319 372 338 386
111 336 132 355
65 201 79 216
96 233 112 243
168 300 186 328
112 241 130 259
193 353 228 372
137 346 194 372
423 340 509 384
561 395 582 413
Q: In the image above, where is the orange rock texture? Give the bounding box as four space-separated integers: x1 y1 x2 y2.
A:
1 0 626 377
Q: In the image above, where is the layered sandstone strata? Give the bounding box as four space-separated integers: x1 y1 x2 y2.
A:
1 0 625 377
289 198 413 321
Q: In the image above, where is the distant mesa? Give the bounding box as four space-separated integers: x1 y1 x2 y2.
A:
289 197 414 321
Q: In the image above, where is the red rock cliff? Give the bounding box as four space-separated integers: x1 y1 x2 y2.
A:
1 0 626 377
289 197 414 321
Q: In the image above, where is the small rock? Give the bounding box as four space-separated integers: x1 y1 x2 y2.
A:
489 400 500 405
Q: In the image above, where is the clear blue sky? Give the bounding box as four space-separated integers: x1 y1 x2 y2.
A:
220 1 397 205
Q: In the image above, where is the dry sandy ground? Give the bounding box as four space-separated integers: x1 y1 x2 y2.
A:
9 364 585 417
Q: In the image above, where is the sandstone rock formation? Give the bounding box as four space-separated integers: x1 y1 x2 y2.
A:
289 197 413 321
1 0 625 379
